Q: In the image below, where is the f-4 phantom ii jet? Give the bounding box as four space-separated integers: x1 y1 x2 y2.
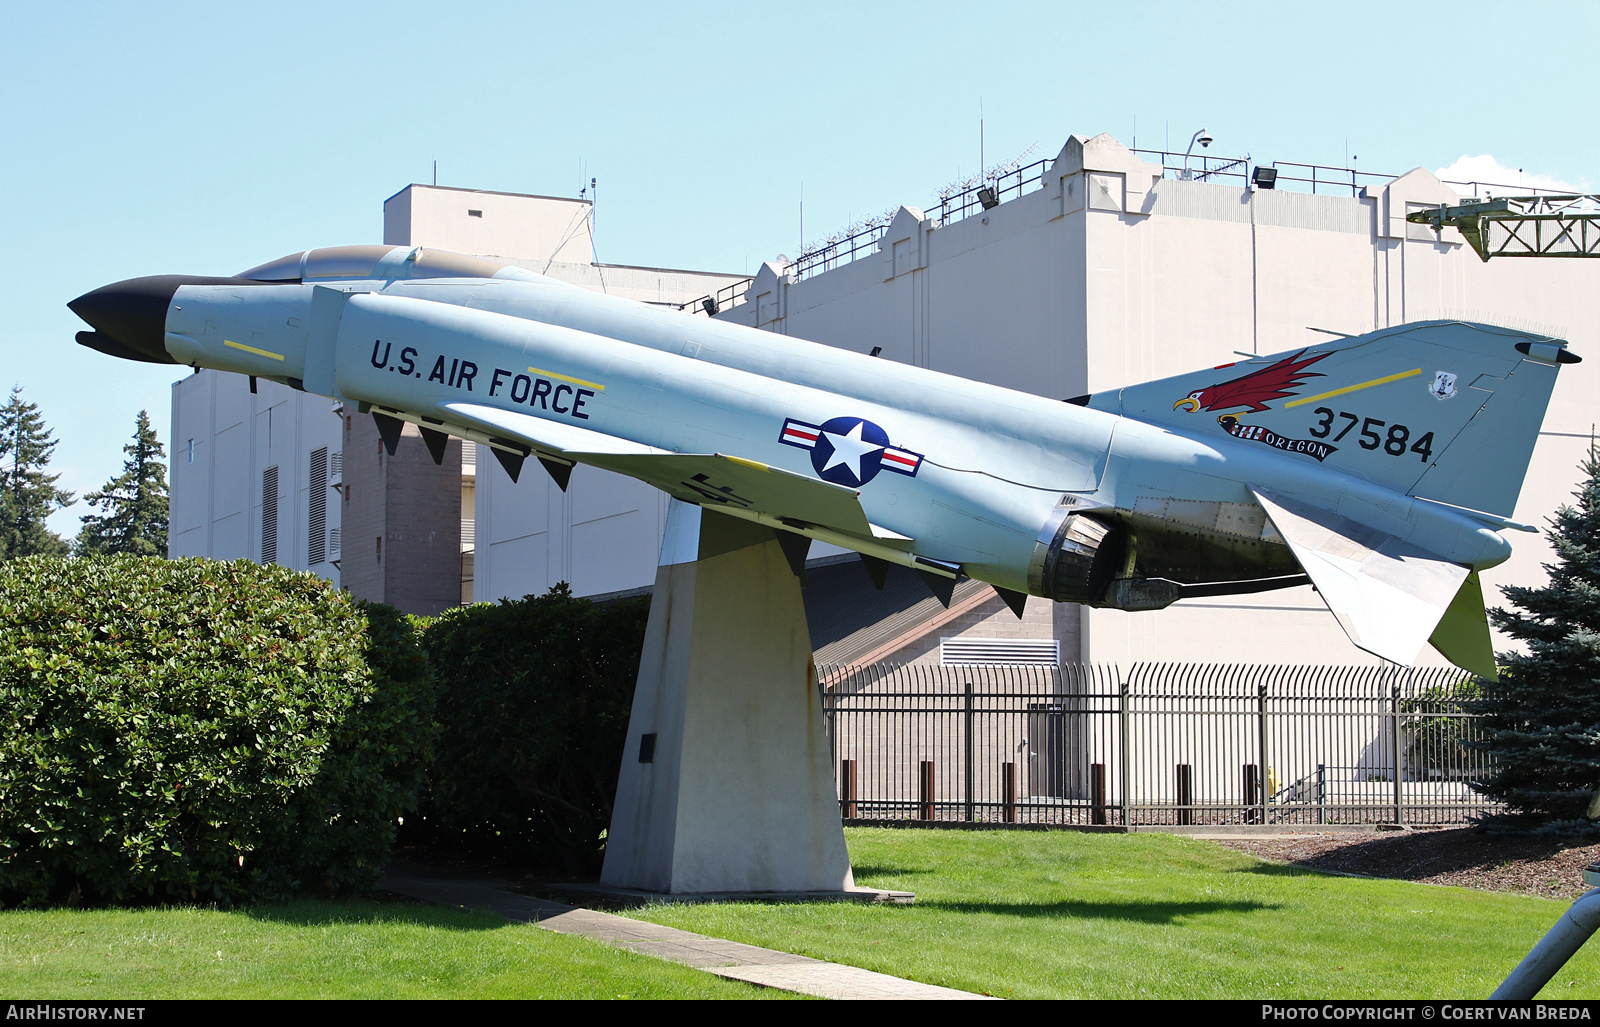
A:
69 245 1582 678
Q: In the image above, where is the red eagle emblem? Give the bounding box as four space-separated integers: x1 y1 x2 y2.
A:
1173 350 1329 414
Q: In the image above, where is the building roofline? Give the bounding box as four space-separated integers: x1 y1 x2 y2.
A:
518 257 745 280
383 183 592 207
593 260 746 279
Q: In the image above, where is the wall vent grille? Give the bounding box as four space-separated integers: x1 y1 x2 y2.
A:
308 448 328 565
261 466 279 564
939 637 1059 666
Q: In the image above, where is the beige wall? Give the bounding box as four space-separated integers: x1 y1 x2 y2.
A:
169 372 343 580
384 184 594 264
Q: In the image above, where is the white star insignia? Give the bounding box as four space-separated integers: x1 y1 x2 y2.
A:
820 421 884 482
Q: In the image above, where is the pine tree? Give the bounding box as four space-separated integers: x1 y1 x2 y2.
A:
76 410 169 558
0 386 74 562
1474 447 1600 827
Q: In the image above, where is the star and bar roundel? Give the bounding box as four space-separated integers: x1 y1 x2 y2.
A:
780 416 923 488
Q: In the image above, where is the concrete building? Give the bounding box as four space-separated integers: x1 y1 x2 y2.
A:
169 370 345 586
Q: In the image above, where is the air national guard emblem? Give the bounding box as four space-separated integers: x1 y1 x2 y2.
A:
1172 350 1330 414
1430 371 1458 400
780 416 923 488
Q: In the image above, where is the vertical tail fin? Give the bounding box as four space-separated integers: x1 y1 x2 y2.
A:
1091 321 1578 517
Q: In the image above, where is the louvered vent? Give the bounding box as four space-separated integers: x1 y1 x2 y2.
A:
261 465 279 564
330 450 342 480
330 527 341 556
308 447 328 565
939 638 1059 666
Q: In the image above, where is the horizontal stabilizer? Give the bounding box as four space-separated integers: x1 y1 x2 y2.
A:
1251 487 1469 668
1429 570 1497 680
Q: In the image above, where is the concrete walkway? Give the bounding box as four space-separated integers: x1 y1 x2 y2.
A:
380 869 990 1000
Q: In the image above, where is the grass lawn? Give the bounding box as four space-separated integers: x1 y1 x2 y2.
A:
626 827 1600 1000
0 899 786 999
4 829 1594 1000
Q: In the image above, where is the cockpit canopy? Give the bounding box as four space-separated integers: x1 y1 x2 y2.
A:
237 245 539 284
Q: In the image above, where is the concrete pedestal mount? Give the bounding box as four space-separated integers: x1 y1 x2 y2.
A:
600 503 855 895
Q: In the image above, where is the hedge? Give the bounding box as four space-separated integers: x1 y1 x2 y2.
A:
408 585 649 876
0 556 436 906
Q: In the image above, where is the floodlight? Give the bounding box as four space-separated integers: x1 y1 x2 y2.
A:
1252 166 1278 190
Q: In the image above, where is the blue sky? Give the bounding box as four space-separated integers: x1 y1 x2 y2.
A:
2 0 1594 536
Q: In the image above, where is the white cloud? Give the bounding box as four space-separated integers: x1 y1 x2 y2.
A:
1433 155 1587 195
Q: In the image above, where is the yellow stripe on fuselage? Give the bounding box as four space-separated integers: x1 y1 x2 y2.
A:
1284 368 1421 408
528 367 605 391
223 339 285 361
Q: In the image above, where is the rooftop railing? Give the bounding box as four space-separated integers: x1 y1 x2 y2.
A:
679 147 1577 315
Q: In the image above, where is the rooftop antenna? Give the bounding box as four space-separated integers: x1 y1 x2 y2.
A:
432 160 437 186
979 98 984 181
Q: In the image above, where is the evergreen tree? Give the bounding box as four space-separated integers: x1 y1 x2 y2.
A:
1474 448 1600 827
0 386 73 562
76 410 168 557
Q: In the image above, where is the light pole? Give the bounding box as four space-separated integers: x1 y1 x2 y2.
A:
1181 128 1214 181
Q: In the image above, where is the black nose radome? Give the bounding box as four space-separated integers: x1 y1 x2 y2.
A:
68 275 270 365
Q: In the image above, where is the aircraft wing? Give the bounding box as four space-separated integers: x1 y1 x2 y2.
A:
439 401 669 456
586 452 876 540
440 400 878 542
1250 486 1493 676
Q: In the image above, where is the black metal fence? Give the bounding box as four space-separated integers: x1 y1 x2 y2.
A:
818 663 1492 828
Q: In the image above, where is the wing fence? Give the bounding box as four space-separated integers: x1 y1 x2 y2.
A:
819 662 1492 828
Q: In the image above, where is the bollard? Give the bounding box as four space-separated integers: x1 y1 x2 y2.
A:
1091 762 1107 825
919 760 936 821
1177 763 1194 826
840 758 857 820
1243 763 1261 824
1002 761 1018 823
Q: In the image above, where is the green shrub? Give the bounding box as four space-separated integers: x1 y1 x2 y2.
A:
0 556 436 906
409 584 648 877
